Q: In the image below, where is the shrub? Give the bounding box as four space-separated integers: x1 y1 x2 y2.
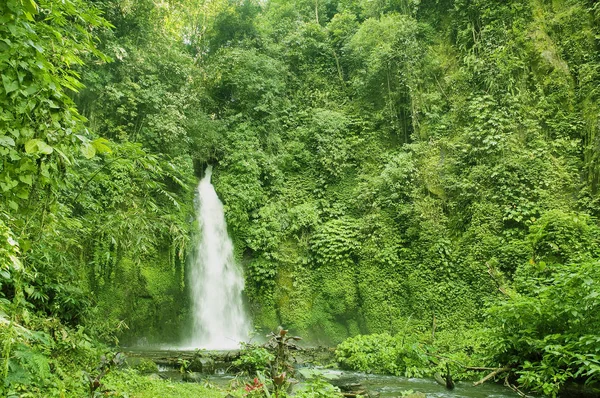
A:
335 333 429 377
487 260 600 397
233 343 275 374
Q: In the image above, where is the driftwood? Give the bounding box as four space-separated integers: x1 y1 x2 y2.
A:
473 366 511 387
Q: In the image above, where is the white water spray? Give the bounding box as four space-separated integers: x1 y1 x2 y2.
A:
187 165 250 349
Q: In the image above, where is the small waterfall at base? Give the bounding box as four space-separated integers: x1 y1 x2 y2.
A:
187 165 250 350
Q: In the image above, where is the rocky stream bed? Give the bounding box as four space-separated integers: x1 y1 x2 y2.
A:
122 347 532 398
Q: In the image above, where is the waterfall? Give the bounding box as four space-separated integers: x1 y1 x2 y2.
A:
188 165 250 349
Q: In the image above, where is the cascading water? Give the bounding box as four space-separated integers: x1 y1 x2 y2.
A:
187 165 250 349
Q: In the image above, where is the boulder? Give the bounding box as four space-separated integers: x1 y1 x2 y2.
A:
188 357 215 373
182 372 204 382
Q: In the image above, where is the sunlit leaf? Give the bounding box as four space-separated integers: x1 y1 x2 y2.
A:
0 136 15 147
91 138 112 154
81 142 96 159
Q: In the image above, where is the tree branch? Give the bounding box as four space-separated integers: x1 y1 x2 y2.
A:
473 366 511 387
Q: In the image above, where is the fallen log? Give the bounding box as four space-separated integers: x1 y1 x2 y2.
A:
473 366 511 387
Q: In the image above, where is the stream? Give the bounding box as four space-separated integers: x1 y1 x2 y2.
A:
125 349 523 397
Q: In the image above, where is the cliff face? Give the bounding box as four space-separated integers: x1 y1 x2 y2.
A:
191 0 599 342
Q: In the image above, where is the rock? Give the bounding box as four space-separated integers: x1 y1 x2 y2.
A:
188 357 215 373
434 372 446 387
297 367 342 381
182 372 204 382
292 347 337 367
337 381 381 398
134 359 159 373
339 382 363 392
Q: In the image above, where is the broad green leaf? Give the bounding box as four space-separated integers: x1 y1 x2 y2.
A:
2 75 19 94
19 174 33 185
15 188 29 199
22 84 38 97
81 142 96 159
24 139 53 154
9 150 21 161
0 136 15 147
91 137 112 154
37 140 53 154
22 0 38 15
0 180 18 192
24 139 40 153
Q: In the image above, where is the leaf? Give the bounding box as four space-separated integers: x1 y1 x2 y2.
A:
91 137 112 154
22 84 39 97
16 188 29 199
0 136 15 147
19 174 33 185
22 0 38 17
81 142 96 159
37 141 53 154
24 139 53 154
0 180 18 192
2 75 19 94
24 139 40 153
54 147 72 165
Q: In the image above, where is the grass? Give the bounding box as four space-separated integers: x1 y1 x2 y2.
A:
103 370 228 398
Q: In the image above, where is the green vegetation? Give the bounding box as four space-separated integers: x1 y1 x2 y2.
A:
335 328 488 380
234 343 275 373
1 0 600 396
103 370 225 398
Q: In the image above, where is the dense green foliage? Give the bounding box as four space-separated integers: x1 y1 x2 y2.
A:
1 0 600 396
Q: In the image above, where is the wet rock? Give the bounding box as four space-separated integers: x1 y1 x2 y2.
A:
292 347 337 367
339 382 363 392
337 381 380 397
188 357 215 373
133 359 159 373
182 372 204 382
